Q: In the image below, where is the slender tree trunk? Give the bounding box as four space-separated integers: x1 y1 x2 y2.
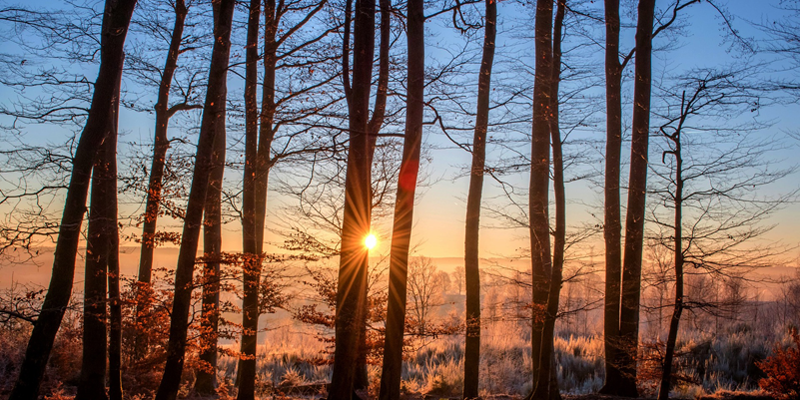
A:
533 2 565 399
658 99 685 400
462 0 495 398
8 1 136 398
618 0 655 396
195 90 227 394
237 0 263 397
135 0 188 359
106 82 123 400
377 0 423 398
329 0 374 396
600 0 623 392
528 0 553 396
154 1 235 398
76 84 121 400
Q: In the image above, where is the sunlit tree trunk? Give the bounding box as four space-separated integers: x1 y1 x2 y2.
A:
135 0 188 359
355 0 391 389
8 1 136 398
329 0 374 396
533 2 565 399
600 0 624 392
528 0 553 396
618 0 655 396
462 0 495 397
377 0 423 397
154 1 235 398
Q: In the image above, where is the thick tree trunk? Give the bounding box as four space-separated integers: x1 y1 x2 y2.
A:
462 0 495 398
195 93 227 394
237 0 263 397
618 0 655 396
354 0 391 389
377 0 423 398
154 1 235 399
329 0 374 396
76 83 121 400
8 1 136 399
533 2 565 399
135 0 188 359
600 0 624 393
528 0 553 396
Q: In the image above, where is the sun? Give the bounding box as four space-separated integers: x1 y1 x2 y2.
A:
364 233 377 250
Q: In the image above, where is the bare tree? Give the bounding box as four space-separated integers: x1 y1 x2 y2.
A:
131 0 202 360
649 68 794 400
75 76 121 400
462 0 496 397
154 0 235 398
528 0 553 398
329 0 374 395
8 1 137 398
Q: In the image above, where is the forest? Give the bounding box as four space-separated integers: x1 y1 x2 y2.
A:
0 0 799 399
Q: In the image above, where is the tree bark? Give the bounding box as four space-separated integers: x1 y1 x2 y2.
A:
195 78 227 394
154 1 235 398
8 1 136 398
600 0 624 392
377 0 424 397
76 83 121 400
354 0 390 390
237 0 263 397
135 0 188 359
533 2 565 399
528 0 553 396
618 0 655 396
329 0 374 396
106 81 123 400
462 0 495 398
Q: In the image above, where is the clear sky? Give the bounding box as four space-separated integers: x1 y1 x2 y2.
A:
0 0 798 266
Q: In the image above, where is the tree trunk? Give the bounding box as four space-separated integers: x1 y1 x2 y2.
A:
106 81 123 400
76 83 121 400
618 0 655 396
154 1 235 398
135 0 188 359
532 2 564 399
329 0 374 396
600 0 623 393
237 0 262 397
8 1 136 398
355 0 390 390
462 0 495 398
528 0 553 396
195 83 227 394
377 0 423 397
657 98 685 400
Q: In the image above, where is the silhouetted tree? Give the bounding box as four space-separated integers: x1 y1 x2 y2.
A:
154 0 235 398
462 0 495 397
8 1 137 398
329 0 375 396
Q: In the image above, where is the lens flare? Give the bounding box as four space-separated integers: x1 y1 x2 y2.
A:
364 233 377 250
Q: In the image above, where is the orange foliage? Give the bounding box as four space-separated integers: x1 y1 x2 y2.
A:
757 328 800 400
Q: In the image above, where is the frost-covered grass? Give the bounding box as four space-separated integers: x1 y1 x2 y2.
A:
214 319 791 399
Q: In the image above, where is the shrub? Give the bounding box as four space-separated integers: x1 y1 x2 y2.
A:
756 329 800 400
